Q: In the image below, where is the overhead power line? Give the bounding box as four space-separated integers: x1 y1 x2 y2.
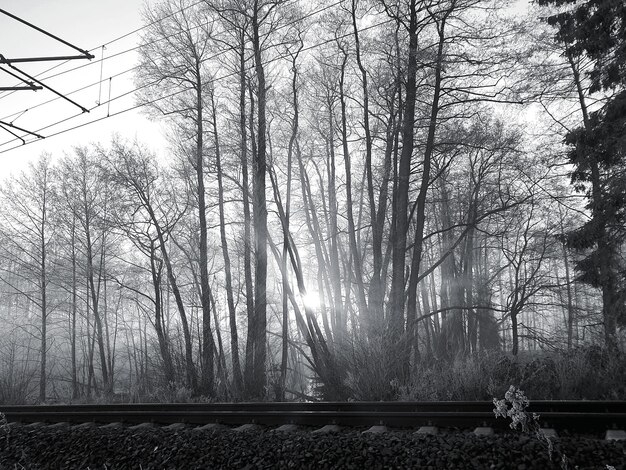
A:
0 0 319 104
0 8 94 140
0 8 93 62
0 0 376 154
0 64 42 91
0 0 206 101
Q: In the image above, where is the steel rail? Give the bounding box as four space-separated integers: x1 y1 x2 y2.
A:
3 400 626 413
2 401 625 431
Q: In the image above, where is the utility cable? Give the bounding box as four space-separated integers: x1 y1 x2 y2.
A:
0 0 205 100
0 2 382 154
0 8 91 57
1 0 331 101
0 0 340 120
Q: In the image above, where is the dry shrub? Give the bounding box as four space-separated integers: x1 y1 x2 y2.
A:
327 334 397 401
0 340 37 404
397 346 626 401
143 381 194 403
553 345 626 399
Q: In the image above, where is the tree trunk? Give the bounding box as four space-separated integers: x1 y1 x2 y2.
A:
325 114 345 339
155 221 197 391
251 3 268 398
338 48 368 329
71 217 79 399
405 15 447 368
39 212 47 403
239 39 255 395
280 43 301 400
212 91 243 396
209 287 229 396
562 243 575 349
388 0 419 375
83 202 110 395
296 149 334 341
351 0 377 330
150 241 174 384
369 77 399 322
511 307 519 356
194 63 214 397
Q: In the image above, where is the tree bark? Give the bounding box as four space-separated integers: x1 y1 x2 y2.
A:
251 2 268 398
70 216 79 399
338 47 368 329
388 0 419 372
351 0 377 329
239 39 255 395
405 13 447 367
280 42 301 399
193 59 214 397
150 240 174 384
211 90 243 396
83 194 110 394
39 178 48 403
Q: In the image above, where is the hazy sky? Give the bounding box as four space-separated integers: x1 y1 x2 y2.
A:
0 0 167 177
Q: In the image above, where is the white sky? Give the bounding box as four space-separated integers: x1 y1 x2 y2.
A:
0 0 167 177
0 0 535 179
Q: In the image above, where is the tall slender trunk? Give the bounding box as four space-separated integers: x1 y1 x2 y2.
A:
369 82 399 319
405 13 447 368
194 62 214 397
464 225 476 354
280 44 301 399
297 148 334 342
212 91 243 395
239 39 255 394
511 307 520 356
351 0 377 329
325 109 344 338
150 241 174 383
510 262 521 356
209 287 229 395
71 218 78 399
388 0 419 370
251 3 268 398
83 203 110 394
562 239 575 349
420 275 432 356
100 235 114 388
86 277 95 397
338 49 368 328
39 195 47 402
153 217 197 390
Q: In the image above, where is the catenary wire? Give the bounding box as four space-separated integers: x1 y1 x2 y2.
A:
0 0 340 123
0 0 206 100
0 15 394 154
0 0 317 100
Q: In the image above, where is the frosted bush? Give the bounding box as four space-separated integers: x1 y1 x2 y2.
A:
493 385 539 433
493 385 564 467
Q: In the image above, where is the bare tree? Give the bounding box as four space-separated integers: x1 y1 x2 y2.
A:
136 0 217 394
0 156 55 402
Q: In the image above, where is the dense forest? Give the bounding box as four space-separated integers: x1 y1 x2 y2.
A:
0 0 624 404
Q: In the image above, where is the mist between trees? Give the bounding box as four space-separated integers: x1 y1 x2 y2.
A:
0 0 624 403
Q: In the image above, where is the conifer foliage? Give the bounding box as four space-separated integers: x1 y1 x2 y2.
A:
538 0 626 346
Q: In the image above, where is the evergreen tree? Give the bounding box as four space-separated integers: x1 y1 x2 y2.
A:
539 0 626 349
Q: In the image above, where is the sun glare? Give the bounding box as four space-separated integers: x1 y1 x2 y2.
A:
301 290 321 310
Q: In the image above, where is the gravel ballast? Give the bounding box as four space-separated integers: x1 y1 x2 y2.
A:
0 425 624 469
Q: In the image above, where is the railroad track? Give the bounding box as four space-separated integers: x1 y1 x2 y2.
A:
2 401 626 435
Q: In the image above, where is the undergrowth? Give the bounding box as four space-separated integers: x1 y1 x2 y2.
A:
395 346 626 402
